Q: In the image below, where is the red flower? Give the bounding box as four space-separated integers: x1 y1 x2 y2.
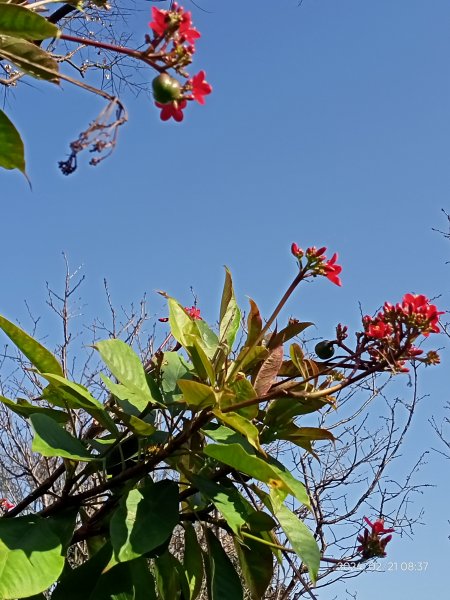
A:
179 10 201 44
189 71 212 105
323 253 342 287
306 246 327 259
185 305 201 320
365 318 393 340
291 242 303 258
0 498 14 511
158 317 169 323
149 6 168 36
400 293 443 336
155 99 187 122
364 517 395 535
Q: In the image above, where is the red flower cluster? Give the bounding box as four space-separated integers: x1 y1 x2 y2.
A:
291 243 342 287
0 498 14 511
357 517 394 559
149 4 212 122
185 305 201 320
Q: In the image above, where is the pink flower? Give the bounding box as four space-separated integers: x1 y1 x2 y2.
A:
185 306 201 320
155 99 187 122
323 253 342 287
149 6 168 36
189 71 212 105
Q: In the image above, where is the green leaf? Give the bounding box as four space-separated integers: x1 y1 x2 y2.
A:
204 441 310 507
205 529 243 600
30 413 95 461
0 109 25 174
154 551 183 600
95 339 153 403
159 351 192 405
0 34 59 81
168 298 218 360
219 268 241 350
178 379 217 410
189 476 247 536
41 374 117 433
264 395 330 426
213 409 263 454
270 496 320 584
235 536 273 600
185 334 216 384
0 394 68 424
110 479 178 564
221 379 258 419
235 345 268 374
183 524 204 600
94 558 157 600
0 314 63 375
0 4 59 40
0 515 71 598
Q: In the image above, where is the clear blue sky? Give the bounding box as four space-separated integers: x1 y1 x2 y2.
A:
1 0 450 597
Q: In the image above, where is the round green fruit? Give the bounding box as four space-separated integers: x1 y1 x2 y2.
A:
152 74 182 104
315 340 335 360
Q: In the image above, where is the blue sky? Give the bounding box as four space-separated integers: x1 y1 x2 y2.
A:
1 0 450 597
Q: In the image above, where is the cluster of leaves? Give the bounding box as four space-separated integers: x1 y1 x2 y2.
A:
0 256 441 599
0 1 63 177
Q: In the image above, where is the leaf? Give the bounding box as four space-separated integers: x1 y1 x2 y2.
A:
114 411 156 437
0 4 59 40
264 395 330 427
0 34 59 81
254 346 284 396
212 409 263 454
0 109 25 175
0 394 68 424
30 413 95 461
110 479 178 564
219 268 241 350
183 524 204 600
177 379 217 410
268 320 313 350
246 298 262 347
235 536 273 600
154 551 183 600
185 334 216 384
41 374 116 433
221 379 258 419
159 351 192 405
168 298 219 360
0 314 63 375
235 345 268 374
95 339 153 403
205 529 243 600
203 442 309 506
270 497 320 584
0 514 72 598
189 476 248 536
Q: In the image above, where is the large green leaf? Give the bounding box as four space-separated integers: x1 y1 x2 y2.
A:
205 529 243 600
41 374 117 432
189 476 247 536
178 379 217 410
224 379 258 419
213 409 262 453
110 479 178 564
159 351 192 405
30 413 95 461
168 299 218 360
0 394 68 424
0 314 63 375
183 524 203 600
0 109 25 174
0 34 59 81
219 268 241 350
0 4 59 40
235 536 273 600
154 551 185 600
204 441 309 506
0 514 74 599
96 339 153 402
270 495 320 585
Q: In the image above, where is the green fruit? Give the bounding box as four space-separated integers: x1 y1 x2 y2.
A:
315 340 335 360
152 73 182 104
